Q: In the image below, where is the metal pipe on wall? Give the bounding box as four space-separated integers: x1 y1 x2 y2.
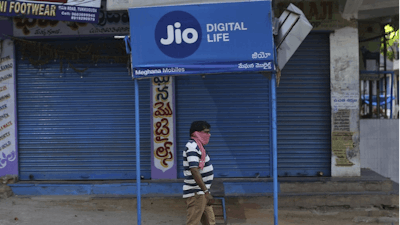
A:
384 36 387 117
369 80 373 116
271 71 278 225
134 79 142 225
391 72 394 118
377 82 380 118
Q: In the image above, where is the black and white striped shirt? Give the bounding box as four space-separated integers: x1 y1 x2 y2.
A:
182 139 214 198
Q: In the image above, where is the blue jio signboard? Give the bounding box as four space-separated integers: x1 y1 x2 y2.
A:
128 1 274 79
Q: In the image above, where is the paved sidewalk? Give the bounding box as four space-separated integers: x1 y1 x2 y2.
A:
0 195 398 225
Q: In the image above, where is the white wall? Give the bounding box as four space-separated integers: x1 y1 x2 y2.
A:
330 26 361 176
360 119 399 183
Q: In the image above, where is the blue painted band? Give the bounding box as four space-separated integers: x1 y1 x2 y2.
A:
9 182 278 196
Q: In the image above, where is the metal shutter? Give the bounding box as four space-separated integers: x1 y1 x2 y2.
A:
277 32 331 177
175 74 271 178
17 39 151 180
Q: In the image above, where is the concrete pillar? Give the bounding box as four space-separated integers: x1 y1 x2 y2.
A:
330 26 361 176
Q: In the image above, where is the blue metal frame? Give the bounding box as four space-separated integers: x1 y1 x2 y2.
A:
271 72 278 225
214 197 227 223
129 18 280 225
398 79 399 115
272 44 279 225
391 73 394 119
360 70 395 118
132 62 279 225
269 74 274 177
124 36 131 54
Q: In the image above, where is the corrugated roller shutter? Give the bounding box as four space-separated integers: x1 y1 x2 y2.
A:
17 39 151 180
277 32 331 177
176 74 271 178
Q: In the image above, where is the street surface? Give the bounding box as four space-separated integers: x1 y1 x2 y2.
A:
0 196 397 225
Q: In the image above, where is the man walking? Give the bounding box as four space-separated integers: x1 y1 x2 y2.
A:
183 121 216 225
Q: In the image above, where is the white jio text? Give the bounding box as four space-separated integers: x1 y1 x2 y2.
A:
206 22 247 42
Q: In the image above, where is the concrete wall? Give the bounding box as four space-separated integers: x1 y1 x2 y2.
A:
360 119 399 183
330 26 361 176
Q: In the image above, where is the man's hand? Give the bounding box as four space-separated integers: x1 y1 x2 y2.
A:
205 192 215 205
189 167 214 205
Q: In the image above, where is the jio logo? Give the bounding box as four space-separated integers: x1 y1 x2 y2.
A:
155 11 202 58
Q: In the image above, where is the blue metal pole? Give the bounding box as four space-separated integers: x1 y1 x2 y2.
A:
134 78 141 225
391 72 394 119
360 70 394 74
271 72 278 225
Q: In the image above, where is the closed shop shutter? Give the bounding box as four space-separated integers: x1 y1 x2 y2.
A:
277 32 331 177
175 74 271 178
17 39 151 180
175 32 331 178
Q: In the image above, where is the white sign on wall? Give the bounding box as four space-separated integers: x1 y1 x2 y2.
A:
13 4 129 37
332 90 359 112
0 39 17 172
150 76 177 179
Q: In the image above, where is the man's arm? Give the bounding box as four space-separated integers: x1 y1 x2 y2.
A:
190 167 208 192
190 167 214 205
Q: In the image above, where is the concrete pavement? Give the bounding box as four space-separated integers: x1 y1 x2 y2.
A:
0 169 398 225
0 195 398 225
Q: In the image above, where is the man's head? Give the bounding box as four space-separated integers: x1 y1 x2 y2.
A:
190 121 211 137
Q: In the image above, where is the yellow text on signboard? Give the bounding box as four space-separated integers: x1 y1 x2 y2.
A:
0 1 56 16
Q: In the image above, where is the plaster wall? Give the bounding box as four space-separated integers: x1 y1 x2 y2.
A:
360 119 399 183
330 26 361 176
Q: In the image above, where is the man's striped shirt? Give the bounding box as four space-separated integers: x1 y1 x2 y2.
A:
182 139 214 198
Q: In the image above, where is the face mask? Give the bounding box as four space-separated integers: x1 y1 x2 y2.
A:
191 131 211 169
192 131 210 145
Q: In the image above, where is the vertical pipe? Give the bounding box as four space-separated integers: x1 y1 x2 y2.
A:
363 81 366 115
391 72 394 119
384 37 387 117
134 78 141 225
377 80 380 118
271 72 278 225
359 80 362 116
269 74 274 175
385 75 387 117
369 81 373 117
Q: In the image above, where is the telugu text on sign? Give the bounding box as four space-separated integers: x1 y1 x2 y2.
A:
151 76 177 179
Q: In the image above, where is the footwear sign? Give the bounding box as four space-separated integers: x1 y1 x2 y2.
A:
0 0 101 23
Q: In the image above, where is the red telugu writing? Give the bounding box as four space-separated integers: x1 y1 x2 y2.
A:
153 77 174 168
